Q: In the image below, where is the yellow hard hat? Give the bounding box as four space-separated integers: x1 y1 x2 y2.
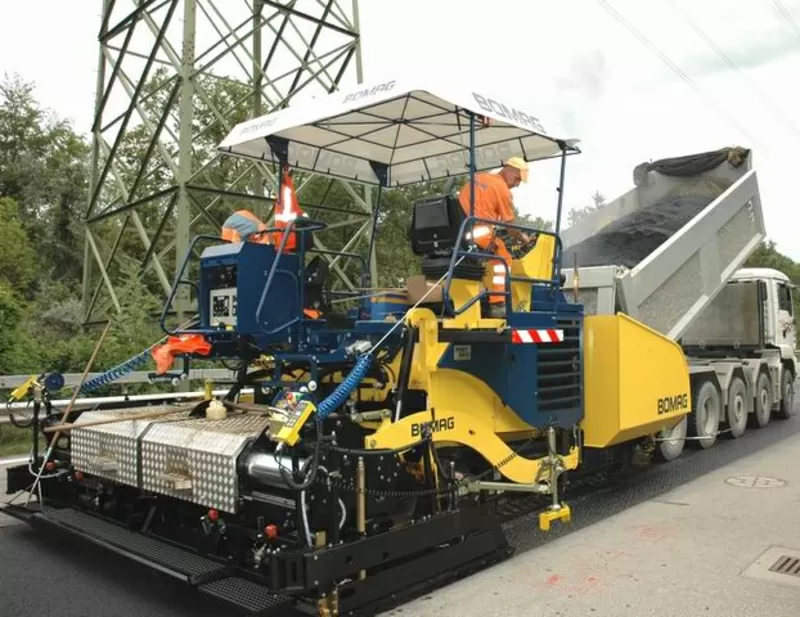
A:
504 157 529 183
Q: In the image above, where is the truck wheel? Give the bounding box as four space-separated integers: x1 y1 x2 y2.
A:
655 415 687 462
749 372 772 428
689 379 720 449
725 376 748 438
775 369 795 420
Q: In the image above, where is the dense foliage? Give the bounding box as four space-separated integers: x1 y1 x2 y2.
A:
0 72 797 391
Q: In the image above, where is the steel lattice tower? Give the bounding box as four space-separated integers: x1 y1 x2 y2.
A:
82 0 366 325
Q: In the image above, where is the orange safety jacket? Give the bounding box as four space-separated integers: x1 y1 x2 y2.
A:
221 209 271 244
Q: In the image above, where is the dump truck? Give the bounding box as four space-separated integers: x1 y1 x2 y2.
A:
560 146 797 461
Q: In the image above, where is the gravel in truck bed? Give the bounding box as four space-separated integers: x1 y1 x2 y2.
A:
562 195 713 268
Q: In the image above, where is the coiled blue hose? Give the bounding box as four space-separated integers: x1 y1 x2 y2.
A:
316 353 374 420
76 341 373 417
80 349 152 394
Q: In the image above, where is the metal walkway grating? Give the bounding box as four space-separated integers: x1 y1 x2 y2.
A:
25 506 297 614
199 577 295 613
38 507 223 579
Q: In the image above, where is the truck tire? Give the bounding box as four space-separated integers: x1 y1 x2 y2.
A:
689 379 720 449
655 415 687 462
749 372 772 428
725 376 748 438
775 368 795 420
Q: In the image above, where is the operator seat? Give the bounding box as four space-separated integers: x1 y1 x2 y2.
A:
406 194 486 314
408 194 485 281
304 255 328 315
302 254 358 328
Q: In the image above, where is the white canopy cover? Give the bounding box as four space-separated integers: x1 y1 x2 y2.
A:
217 77 580 187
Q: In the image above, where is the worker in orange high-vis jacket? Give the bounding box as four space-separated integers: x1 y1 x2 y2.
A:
221 167 308 250
457 157 533 317
270 166 309 252
221 209 271 244
221 168 320 319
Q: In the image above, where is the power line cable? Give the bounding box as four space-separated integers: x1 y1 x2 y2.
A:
594 0 767 151
663 0 800 139
773 0 800 42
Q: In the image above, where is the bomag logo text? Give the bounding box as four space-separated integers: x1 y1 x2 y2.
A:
411 416 455 438
471 93 547 134
343 80 396 104
657 393 689 415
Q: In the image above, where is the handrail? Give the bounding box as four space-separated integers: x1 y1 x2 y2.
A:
159 234 228 336
442 216 564 321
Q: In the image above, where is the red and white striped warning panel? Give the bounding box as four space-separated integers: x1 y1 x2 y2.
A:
510 329 564 344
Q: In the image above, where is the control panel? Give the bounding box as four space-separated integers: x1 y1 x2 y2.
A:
208 264 237 288
270 390 316 446
206 263 238 327
210 287 238 326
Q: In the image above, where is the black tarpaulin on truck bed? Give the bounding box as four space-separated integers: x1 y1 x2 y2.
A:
632 146 750 185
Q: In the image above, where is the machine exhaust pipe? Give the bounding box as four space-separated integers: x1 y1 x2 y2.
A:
240 450 309 488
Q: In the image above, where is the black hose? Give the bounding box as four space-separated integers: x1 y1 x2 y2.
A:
278 419 323 491
326 438 428 457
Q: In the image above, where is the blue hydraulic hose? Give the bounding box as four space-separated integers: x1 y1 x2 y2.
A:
80 349 152 394
315 353 374 420
77 345 373 417
77 317 199 394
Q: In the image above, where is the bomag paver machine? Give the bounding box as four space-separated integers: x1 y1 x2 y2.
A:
5 79 792 617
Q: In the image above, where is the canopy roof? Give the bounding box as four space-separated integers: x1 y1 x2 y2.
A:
217 77 581 187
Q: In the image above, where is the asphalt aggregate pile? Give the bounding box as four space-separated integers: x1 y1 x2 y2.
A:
562 195 713 268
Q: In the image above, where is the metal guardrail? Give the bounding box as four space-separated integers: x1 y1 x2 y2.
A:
1 388 256 424
0 369 239 390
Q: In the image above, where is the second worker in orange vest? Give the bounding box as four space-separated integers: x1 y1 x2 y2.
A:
270 167 309 252
220 167 320 319
457 157 533 316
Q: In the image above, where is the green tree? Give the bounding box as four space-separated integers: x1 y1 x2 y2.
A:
567 190 606 228
0 197 38 295
745 239 800 316
0 73 90 284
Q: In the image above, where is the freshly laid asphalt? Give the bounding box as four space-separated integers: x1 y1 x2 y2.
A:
2 401 799 617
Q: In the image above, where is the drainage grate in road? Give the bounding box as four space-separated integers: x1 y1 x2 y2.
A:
769 555 800 577
742 547 800 589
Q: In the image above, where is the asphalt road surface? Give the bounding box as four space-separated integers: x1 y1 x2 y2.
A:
2 403 799 617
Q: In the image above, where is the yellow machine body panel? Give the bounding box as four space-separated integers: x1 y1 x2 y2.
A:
512 233 556 281
365 307 575 485
582 313 692 448
512 233 556 311
469 234 557 313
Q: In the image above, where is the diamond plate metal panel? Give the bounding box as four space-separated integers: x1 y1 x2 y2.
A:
71 406 190 487
140 414 271 513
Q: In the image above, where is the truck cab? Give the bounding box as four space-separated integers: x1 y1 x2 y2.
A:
730 267 796 354
681 267 797 361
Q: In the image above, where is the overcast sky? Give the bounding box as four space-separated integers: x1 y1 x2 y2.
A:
2 0 800 258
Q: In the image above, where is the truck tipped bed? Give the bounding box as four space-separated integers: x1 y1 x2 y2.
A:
560 147 766 341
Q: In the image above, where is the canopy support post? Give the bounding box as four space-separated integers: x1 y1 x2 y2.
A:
468 111 476 219
554 141 567 237
362 161 388 288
